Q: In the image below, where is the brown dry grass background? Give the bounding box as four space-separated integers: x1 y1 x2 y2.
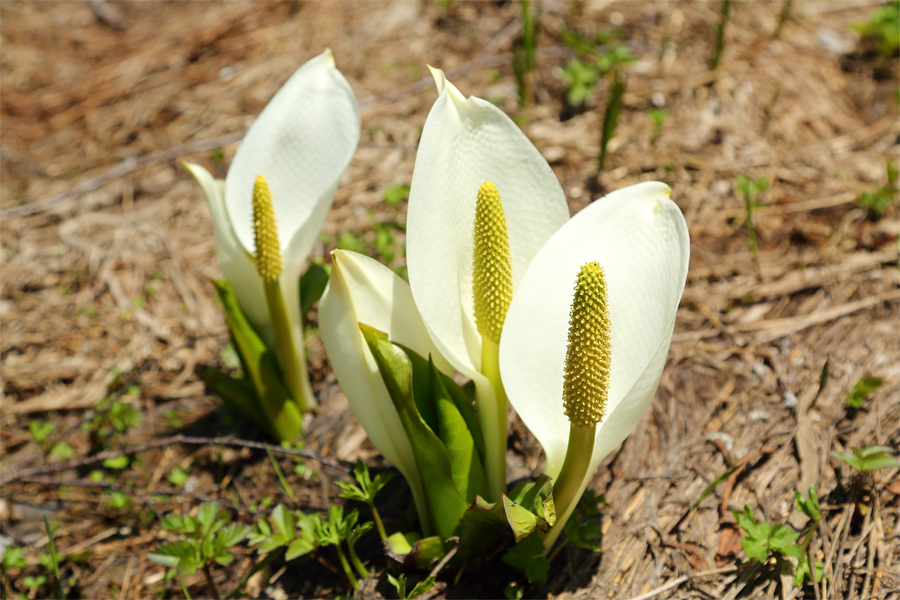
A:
1 1 898 599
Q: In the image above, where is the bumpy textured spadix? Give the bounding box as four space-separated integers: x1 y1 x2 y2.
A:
472 181 513 343
252 175 283 284
563 262 611 429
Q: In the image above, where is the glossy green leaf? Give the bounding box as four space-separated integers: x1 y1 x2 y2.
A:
429 357 487 503
360 324 468 539
385 532 448 570
299 261 330 316
214 280 302 441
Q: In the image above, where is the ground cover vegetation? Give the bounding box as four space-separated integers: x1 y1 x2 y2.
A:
1 1 898 599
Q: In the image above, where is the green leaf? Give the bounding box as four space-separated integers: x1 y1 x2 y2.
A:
271 505 296 541
168 467 190 487
832 446 900 472
383 183 411 207
503 535 550 584
563 490 605 551
847 376 884 408
50 442 75 459
299 261 331 316
196 503 222 537
457 493 547 544
149 541 197 570
103 455 129 470
796 488 820 523
429 357 487 503
213 280 302 442
106 491 131 509
794 554 825 587
387 573 408 600
335 480 368 503
2 546 27 569
360 324 468 539
215 523 251 551
407 576 437 600
199 367 268 432
214 550 235 566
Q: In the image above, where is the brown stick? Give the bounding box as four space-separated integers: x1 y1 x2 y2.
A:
0 433 351 486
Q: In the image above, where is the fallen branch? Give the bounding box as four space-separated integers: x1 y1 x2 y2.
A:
0 433 351 486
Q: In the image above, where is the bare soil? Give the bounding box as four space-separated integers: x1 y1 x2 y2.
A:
1 1 898 599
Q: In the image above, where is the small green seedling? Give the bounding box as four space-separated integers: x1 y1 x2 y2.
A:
831 445 900 473
851 1 900 57
387 573 436 600
846 375 884 409
44 517 63 600
2 546 28 569
598 70 626 171
314 505 374 591
710 0 731 70
732 504 823 588
148 502 250 598
648 108 666 139
383 183 411 207
562 58 600 106
513 0 536 106
82 387 142 449
736 174 769 273
857 160 898 219
503 534 549 585
28 420 56 444
335 460 395 541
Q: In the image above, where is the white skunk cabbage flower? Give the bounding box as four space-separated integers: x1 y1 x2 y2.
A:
406 67 570 498
319 249 456 534
499 182 690 548
185 49 359 409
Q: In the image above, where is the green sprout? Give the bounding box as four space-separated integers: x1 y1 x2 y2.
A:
335 460 395 541
148 502 251 598
736 174 770 274
851 1 900 57
846 375 884 409
857 160 898 219
598 70 626 171
711 0 731 70
831 445 900 473
387 573 436 600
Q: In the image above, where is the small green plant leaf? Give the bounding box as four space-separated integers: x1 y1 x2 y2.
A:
383 183 411 207
831 446 900 473
847 376 884 409
2 546 27 569
103 455 130 470
796 487 820 523
502 534 550 584
299 261 331 316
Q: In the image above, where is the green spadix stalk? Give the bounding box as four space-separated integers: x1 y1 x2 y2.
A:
472 180 513 499
253 174 312 412
544 261 611 551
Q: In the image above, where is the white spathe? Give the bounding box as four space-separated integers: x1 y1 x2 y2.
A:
406 67 570 378
319 249 455 533
499 181 690 528
186 49 359 374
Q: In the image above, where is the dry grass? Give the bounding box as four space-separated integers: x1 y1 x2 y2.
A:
1 1 898 599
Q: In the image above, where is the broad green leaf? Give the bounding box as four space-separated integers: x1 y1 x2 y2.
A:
214 550 235 567
508 475 556 528
299 261 330 316
457 493 547 543
385 532 448 570
429 357 487 503
161 515 185 532
214 280 302 441
360 324 468 539
199 367 268 432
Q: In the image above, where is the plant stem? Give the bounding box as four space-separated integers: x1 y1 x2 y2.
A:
370 503 388 541
348 543 369 581
711 0 731 70
180 575 193 600
543 424 596 552
264 279 314 413
480 336 508 500
334 544 359 591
